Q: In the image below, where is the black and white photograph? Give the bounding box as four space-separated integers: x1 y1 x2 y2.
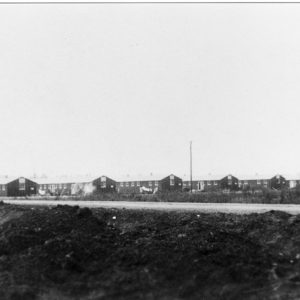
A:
0 0 300 299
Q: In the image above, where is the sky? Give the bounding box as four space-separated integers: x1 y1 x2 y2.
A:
0 3 300 179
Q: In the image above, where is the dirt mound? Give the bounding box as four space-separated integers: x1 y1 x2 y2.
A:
0 205 107 255
1 205 300 299
0 204 119 299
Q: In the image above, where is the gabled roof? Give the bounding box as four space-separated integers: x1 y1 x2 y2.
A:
36 175 96 185
236 174 273 181
238 174 300 181
92 175 117 182
115 173 179 182
284 174 300 180
0 176 42 185
219 174 239 180
182 174 230 182
0 176 20 185
273 174 300 180
182 173 300 182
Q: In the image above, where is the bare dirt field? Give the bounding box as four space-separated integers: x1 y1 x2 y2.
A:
1 202 300 299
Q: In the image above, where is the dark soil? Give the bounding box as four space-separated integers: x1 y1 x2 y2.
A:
1 203 300 299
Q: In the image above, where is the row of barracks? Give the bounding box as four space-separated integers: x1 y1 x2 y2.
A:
0 173 299 197
0 174 182 197
183 174 300 192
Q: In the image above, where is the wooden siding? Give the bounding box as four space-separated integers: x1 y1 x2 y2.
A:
117 180 161 194
7 177 38 197
38 183 73 195
219 175 239 191
238 179 270 190
160 175 182 192
0 184 7 196
270 175 287 190
92 176 116 193
117 175 182 194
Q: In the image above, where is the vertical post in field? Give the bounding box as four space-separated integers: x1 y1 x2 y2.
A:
190 141 193 193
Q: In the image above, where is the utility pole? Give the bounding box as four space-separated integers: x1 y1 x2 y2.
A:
190 141 193 193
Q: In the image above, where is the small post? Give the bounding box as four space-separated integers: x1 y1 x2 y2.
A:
190 141 193 193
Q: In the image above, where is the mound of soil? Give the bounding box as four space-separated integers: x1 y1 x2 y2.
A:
1 204 300 299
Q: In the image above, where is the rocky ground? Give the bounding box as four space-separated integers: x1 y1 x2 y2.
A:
1 202 300 299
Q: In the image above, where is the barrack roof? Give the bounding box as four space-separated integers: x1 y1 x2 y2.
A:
33 175 97 185
236 174 274 181
115 173 179 182
182 174 230 181
0 176 20 185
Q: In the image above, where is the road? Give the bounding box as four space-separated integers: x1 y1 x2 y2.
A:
3 199 300 214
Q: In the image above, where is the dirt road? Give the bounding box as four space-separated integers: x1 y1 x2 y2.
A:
3 199 300 214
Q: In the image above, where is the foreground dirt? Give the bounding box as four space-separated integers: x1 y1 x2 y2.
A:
1 203 300 299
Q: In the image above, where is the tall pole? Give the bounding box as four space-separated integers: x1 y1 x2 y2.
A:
190 141 193 193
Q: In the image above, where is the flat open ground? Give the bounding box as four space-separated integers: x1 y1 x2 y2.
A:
4 199 300 214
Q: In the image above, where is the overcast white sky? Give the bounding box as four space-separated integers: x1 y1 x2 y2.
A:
0 4 299 179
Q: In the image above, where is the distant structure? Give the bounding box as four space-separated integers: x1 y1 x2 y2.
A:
116 174 183 194
92 176 117 193
0 172 298 197
6 177 37 197
219 175 239 191
183 174 299 192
